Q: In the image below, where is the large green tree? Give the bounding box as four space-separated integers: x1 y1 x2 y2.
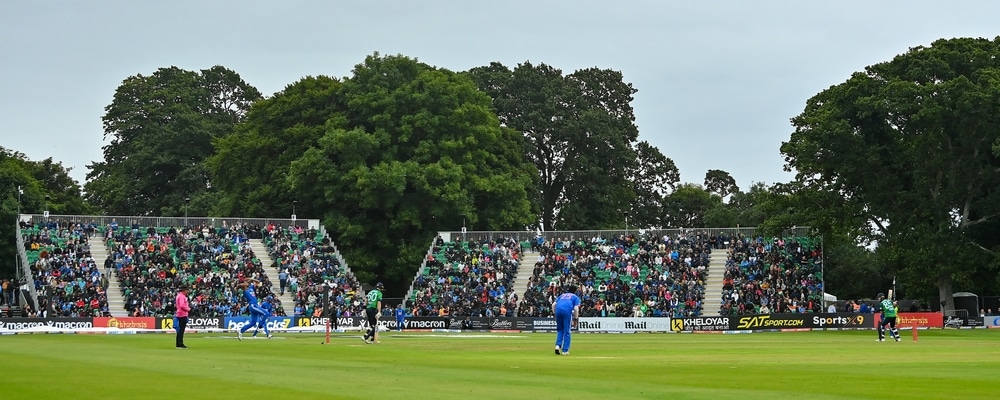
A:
466 62 640 230
662 183 722 228
212 54 535 290
782 37 1000 311
704 169 737 199
739 181 889 300
704 181 769 228
629 141 679 229
208 76 342 217
86 66 261 215
1 147 90 278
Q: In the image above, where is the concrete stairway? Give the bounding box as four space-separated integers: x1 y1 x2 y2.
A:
700 248 729 317
91 236 126 317
512 250 537 314
248 239 296 308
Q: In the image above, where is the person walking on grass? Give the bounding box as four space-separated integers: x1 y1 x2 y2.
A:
362 282 383 344
175 285 191 349
553 285 581 355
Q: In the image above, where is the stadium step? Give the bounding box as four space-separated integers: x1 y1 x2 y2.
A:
701 248 728 317
91 237 127 317
247 239 296 310
513 249 536 314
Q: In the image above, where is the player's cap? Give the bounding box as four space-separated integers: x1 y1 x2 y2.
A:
877 292 885 298
376 282 384 289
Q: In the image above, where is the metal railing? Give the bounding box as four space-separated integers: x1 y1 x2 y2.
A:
437 226 814 243
14 219 39 311
19 214 318 232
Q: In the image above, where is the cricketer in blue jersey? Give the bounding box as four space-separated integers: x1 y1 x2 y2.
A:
395 303 406 332
252 297 274 339
238 279 267 341
552 285 581 355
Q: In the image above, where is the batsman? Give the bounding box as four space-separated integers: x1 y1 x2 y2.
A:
362 282 384 344
877 290 900 342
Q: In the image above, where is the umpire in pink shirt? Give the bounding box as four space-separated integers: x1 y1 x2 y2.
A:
175 285 191 349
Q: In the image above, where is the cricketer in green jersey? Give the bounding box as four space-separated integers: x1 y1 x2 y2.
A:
877 290 900 342
363 282 384 344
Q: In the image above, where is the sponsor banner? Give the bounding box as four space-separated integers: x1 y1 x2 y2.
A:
671 316 731 332
578 317 672 332
734 314 809 330
225 317 294 331
402 317 449 330
93 317 156 330
292 316 456 331
295 317 364 329
811 314 873 329
464 317 491 330
492 318 534 331
187 317 223 330
0 318 94 331
156 317 224 330
985 316 1000 328
736 313 877 331
672 313 877 332
895 312 943 328
445 317 475 330
532 318 558 331
943 315 965 328
485 317 516 331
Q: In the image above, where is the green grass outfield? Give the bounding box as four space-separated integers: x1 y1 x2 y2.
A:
2 329 998 399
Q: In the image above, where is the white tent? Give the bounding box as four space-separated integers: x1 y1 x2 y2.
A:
823 292 838 305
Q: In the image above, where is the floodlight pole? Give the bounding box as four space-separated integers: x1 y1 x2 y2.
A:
624 210 630 235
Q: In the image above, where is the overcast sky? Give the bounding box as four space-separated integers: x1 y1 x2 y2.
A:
3 1 1000 191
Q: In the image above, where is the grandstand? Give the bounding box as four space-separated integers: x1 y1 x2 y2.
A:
18 220 108 318
14 215 821 320
404 236 523 317
260 224 365 319
718 235 824 315
404 228 820 318
15 215 346 321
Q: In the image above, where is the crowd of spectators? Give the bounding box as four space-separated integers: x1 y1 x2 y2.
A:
16 217 836 322
263 223 365 319
519 231 719 318
718 235 824 315
406 236 522 317
21 221 110 318
107 220 284 318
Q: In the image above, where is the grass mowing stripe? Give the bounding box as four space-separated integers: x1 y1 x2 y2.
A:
1 329 997 399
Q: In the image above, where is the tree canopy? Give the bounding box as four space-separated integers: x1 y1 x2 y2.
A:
0 147 90 277
208 75 343 218
211 54 535 289
466 62 641 230
704 169 737 199
629 141 679 229
86 66 261 216
782 37 1000 309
